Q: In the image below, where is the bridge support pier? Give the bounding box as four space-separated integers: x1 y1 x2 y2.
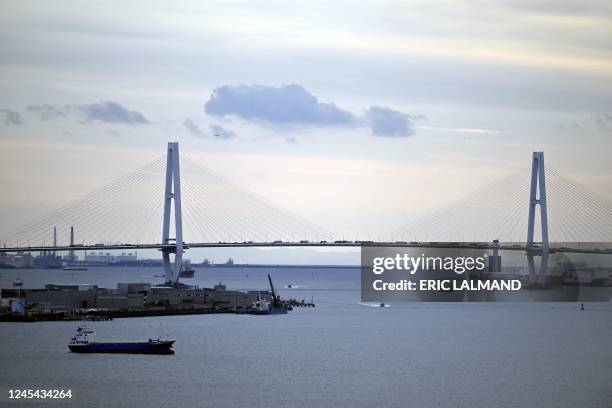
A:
69 226 75 264
161 142 184 285
526 152 549 285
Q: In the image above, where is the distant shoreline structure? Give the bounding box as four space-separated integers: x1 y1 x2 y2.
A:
71 263 360 269
197 263 358 269
2 261 361 270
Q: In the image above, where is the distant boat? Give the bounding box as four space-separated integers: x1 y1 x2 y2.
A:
68 326 175 355
153 273 165 278
63 266 88 271
179 266 195 278
13 277 23 287
359 302 390 308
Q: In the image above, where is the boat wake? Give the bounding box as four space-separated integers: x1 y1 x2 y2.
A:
358 302 390 308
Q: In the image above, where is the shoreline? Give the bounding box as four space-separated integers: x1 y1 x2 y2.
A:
4 263 361 270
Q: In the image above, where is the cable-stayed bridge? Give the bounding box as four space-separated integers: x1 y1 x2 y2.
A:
1 143 611 285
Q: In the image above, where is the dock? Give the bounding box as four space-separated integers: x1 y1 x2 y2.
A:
286 299 316 308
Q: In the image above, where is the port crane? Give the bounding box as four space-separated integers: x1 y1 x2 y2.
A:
268 274 281 307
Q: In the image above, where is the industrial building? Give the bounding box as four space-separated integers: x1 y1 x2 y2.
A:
84 252 138 264
0 252 33 268
1 281 272 320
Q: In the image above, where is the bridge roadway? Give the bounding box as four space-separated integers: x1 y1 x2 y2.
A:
0 241 610 255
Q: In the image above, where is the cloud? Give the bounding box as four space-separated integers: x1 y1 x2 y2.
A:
205 84 355 126
0 109 24 126
204 84 427 139
365 106 415 137
26 104 67 121
26 101 150 125
210 124 237 140
592 113 612 131
77 101 149 125
184 118 237 140
557 121 580 131
416 126 500 135
184 118 206 137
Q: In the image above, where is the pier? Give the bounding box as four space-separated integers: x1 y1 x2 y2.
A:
287 299 316 308
0 281 316 322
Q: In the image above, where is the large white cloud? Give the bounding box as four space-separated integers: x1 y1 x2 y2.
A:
205 84 355 126
205 83 421 137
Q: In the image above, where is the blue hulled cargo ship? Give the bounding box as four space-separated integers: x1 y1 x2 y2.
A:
68 326 175 354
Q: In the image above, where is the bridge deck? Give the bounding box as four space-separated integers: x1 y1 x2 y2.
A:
1 242 610 254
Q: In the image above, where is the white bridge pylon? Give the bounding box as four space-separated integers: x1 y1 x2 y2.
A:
161 142 184 285
526 151 549 285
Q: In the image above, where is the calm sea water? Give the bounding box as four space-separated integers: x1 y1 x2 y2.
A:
1 266 611 408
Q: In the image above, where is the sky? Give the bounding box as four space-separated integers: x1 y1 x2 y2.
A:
0 0 611 263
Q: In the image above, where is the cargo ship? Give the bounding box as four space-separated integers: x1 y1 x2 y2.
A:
179 265 195 278
63 266 88 271
68 326 175 354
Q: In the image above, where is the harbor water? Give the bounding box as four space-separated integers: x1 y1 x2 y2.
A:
1 266 611 407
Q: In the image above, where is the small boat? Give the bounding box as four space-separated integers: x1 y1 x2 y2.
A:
63 266 88 271
153 273 165 278
13 277 23 287
68 326 175 355
179 266 195 278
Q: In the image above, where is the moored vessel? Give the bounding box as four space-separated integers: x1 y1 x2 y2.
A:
247 274 289 315
248 297 288 315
